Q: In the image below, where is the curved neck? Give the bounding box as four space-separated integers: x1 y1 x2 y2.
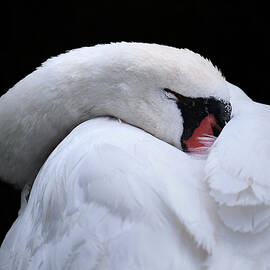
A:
0 50 172 188
1 43 221 187
0 70 102 187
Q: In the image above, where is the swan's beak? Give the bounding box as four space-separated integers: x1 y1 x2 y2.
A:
179 97 232 153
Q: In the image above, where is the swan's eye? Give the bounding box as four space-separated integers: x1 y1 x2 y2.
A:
163 88 178 101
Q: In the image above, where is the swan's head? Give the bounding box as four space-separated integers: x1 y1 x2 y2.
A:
0 42 232 187
81 43 231 152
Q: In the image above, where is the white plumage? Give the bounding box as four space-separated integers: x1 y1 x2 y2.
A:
0 42 269 269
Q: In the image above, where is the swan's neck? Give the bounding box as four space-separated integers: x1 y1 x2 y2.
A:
0 45 185 188
0 58 177 188
0 70 103 187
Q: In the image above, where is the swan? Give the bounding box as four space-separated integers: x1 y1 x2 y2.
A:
0 42 269 269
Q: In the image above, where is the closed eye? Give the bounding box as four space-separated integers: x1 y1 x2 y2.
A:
162 88 178 101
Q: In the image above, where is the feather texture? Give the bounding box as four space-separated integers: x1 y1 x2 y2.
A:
0 118 212 270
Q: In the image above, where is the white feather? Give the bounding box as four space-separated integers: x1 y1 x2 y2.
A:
0 118 211 269
203 83 270 268
206 91 270 206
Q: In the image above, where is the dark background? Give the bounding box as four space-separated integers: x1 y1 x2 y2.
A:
0 2 269 244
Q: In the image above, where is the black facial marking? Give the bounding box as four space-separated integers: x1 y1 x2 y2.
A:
164 88 232 151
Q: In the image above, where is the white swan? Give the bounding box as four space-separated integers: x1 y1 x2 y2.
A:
0 42 269 269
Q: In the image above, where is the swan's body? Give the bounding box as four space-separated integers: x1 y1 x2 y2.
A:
0 118 209 269
0 43 269 269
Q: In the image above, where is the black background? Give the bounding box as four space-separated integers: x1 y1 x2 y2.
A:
0 2 269 244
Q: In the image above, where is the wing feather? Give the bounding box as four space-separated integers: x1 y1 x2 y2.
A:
206 100 270 233
0 118 212 270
